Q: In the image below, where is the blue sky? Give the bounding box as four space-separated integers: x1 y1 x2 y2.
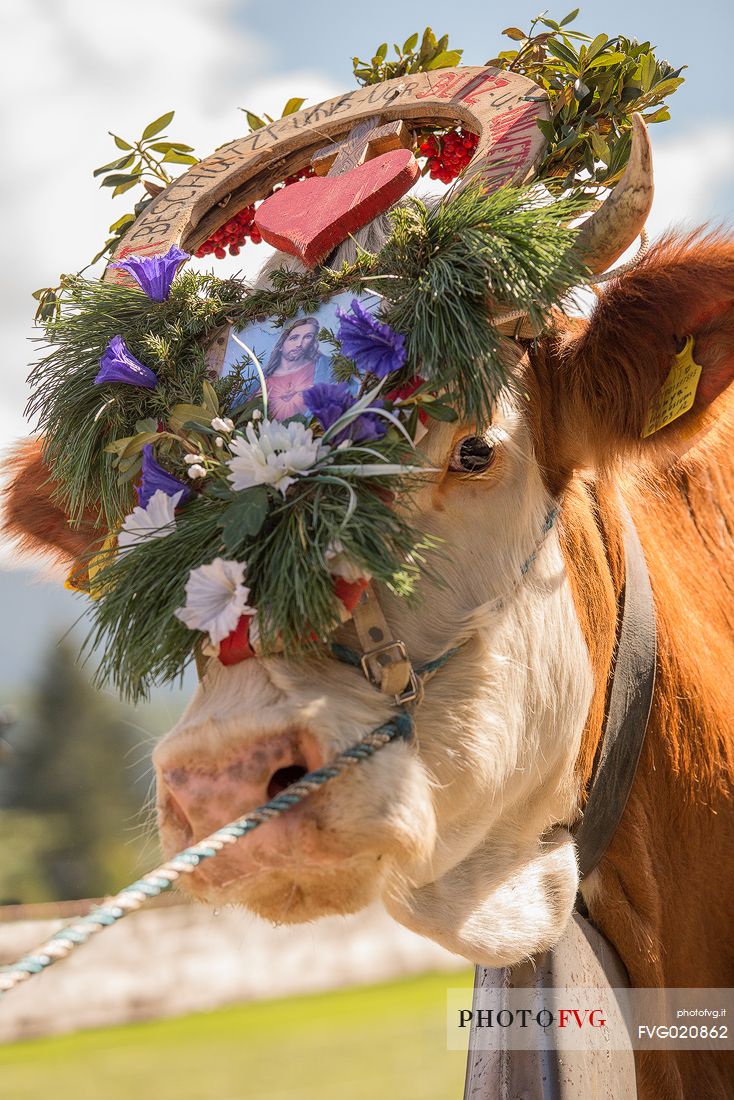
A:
243 0 728 129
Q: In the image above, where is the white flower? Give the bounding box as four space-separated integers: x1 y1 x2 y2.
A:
118 490 182 550
251 409 262 421
324 540 372 583
227 419 328 496
187 464 207 479
184 453 205 464
211 416 235 433
175 557 253 644
215 436 224 448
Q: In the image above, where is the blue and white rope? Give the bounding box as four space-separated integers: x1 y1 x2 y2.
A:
0 713 413 999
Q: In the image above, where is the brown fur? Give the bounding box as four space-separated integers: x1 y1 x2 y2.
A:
527 233 734 1099
2 437 99 566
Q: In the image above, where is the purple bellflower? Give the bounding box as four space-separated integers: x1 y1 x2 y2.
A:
95 336 158 389
137 444 192 508
336 299 407 379
111 245 189 302
304 382 387 446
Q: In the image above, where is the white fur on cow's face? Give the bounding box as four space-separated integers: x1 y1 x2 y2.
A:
153 392 595 967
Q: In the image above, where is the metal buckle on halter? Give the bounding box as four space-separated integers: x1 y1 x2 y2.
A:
359 640 424 706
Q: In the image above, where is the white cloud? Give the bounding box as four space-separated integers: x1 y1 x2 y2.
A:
648 122 734 238
0 0 339 451
569 121 734 316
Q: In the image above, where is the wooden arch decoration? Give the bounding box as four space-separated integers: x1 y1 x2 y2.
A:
105 66 551 281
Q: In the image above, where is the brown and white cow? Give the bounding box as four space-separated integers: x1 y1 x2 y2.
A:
6 226 734 1098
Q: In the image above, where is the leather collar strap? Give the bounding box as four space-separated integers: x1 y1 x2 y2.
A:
572 498 657 880
350 584 420 701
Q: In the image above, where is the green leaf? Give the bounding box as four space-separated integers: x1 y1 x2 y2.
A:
560 8 580 26
282 97 305 116
403 32 419 52
148 141 195 153
620 84 642 104
589 132 610 160
639 52 657 92
118 456 144 484
112 134 133 150
162 150 198 165
547 38 579 68
425 50 462 70
418 26 438 64
201 379 220 416
585 33 609 63
648 77 684 97
244 110 266 131
375 42 388 61
206 483 234 501
112 180 140 198
101 172 142 187
502 27 526 41
218 488 270 550
642 106 670 123
135 418 159 434
169 403 212 432
585 51 627 70
93 155 135 177
536 118 557 142
141 111 175 141
422 401 458 422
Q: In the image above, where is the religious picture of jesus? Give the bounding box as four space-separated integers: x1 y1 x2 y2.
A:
217 291 382 414
263 317 333 419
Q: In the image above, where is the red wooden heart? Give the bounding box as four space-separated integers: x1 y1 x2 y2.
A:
254 149 419 267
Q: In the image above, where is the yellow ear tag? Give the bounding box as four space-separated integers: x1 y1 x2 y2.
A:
642 335 703 438
64 531 119 599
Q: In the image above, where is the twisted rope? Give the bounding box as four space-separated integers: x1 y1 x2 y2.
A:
0 713 413 999
587 229 649 285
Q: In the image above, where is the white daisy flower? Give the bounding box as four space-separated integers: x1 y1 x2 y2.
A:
175 557 253 644
227 419 328 496
118 490 182 550
324 540 372 583
211 416 235 433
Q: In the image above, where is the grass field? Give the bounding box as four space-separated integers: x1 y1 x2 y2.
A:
0 969 474 1100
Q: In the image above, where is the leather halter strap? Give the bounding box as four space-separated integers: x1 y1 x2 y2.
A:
350 585 420 702
572 497 657 880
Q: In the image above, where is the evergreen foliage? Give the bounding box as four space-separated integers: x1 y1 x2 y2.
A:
0 643 149 901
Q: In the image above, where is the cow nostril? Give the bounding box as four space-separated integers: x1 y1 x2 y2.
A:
267 764 308 800
159 790 193 840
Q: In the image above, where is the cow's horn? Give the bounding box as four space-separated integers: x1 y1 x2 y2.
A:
575 113 654 275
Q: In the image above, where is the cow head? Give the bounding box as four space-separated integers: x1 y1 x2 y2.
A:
6 206 734 971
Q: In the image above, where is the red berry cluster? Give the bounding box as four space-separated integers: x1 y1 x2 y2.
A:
195 166 315 259
195 205 259 258
418 128 479 184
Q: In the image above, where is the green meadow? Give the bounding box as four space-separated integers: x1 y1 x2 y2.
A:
0 969 473 1100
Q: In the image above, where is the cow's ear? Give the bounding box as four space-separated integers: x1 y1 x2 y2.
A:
558 232 734 467
2 437 100 568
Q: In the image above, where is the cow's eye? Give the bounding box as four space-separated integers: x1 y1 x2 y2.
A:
448 435 496 473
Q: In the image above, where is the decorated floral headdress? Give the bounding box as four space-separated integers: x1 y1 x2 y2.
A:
24 18 682 700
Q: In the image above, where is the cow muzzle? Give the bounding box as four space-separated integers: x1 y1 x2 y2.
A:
153 727 344 883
